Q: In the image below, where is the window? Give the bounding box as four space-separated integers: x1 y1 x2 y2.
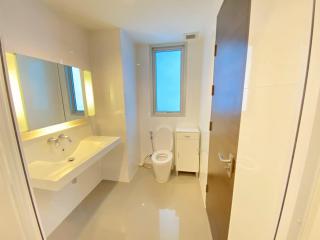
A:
152 45 185 116
65 66 85 114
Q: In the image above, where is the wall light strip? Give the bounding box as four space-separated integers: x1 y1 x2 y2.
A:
83 70 95 116
5 53 29 132
21 119 87 141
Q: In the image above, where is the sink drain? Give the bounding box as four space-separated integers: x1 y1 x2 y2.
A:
68 157 75 162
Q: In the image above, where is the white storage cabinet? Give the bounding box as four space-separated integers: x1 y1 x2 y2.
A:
175 129 200 176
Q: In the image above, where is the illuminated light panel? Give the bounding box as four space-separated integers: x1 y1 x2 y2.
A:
83 70 95 116
5 53 29 132
21 119 87 141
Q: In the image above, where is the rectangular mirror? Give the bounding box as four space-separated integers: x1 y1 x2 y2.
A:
7 53 86 132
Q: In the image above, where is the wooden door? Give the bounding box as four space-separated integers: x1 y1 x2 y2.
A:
206 0 251 239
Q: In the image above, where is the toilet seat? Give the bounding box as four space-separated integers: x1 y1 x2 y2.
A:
152 150 173 164
151 126 173 183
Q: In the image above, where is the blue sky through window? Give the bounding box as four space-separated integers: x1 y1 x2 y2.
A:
155 49 182 112
71 67 84 112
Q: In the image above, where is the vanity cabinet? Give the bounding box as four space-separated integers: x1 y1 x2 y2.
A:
175 128 200 176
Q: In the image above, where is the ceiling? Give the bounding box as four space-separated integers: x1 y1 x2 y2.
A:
40 0 221 43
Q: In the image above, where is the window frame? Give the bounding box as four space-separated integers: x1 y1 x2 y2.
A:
64 66 85 116
151 43 186 117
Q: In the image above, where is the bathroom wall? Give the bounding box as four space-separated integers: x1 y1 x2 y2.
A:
276 1 320 238
197 0 224 206
0 0 101 237
89 29 127 181
0 171 29 240
89 29 140 182
228 0 315 239
198 32 216 205
136 38 204 162
120 31 141 180
0 0 90 69
298 160 320 240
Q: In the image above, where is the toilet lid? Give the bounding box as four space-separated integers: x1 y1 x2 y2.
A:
153 127 173 151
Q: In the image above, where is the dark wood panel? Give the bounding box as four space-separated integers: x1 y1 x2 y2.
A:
206 0 251 239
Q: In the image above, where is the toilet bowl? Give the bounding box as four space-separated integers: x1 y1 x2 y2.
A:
151 127 173 183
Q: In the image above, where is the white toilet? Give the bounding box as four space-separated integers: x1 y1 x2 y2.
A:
151 127 173 183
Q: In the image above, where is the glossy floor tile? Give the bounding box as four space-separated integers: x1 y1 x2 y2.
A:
48 168 212 240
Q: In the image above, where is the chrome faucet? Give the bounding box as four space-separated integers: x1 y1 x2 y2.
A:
58 134 72 143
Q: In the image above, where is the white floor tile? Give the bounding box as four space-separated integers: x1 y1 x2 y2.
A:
48 168 212 240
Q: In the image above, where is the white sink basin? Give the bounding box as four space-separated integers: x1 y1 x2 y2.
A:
28 136 121 191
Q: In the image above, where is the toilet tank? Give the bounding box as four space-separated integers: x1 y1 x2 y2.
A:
153 127 173 151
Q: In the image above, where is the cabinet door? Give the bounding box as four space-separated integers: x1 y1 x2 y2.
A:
177 138 199 172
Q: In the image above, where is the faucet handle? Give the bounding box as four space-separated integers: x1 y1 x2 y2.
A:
47 137 60 147
58 134 72 143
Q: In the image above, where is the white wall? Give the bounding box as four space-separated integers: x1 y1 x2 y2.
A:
198 32 216 205
89 29 128 181
299 162 320 240
0 0 90 69
0 173 28 240
276 1 320 238
89 29 140 182
191 0 223 206
228 0 315 239
120 31 141 180
198 0 225 206
136 39 204 162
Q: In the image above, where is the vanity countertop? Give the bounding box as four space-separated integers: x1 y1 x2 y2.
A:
28 136 121 191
